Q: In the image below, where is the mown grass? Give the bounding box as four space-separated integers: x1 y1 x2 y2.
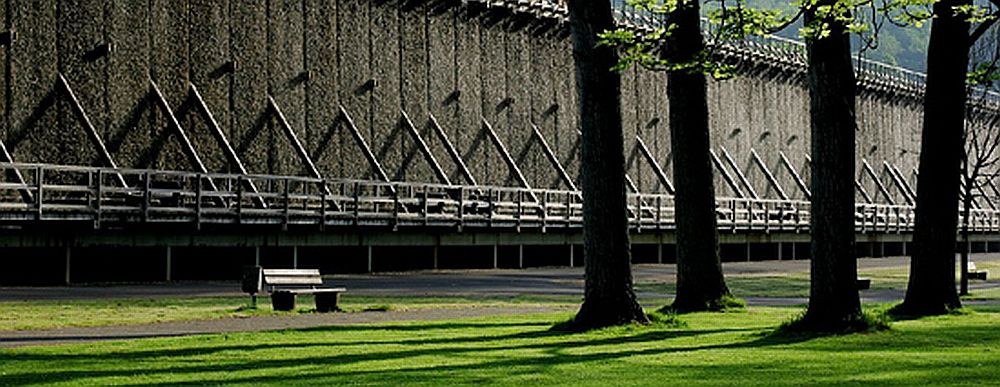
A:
0 294 580 331
1 306 997 386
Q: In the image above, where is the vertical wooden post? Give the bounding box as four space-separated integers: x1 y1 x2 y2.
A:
64 246 71 285
493 244 499 269
165 246 172 282
518 245 524 269
569 244 575 267
292 246 298 269
367 245 374 273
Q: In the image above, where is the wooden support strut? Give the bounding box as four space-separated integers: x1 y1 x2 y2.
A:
269 97 324 181
532 124 577 191
190 84 267 208
339 105 391 184
482 117 532 190
428 113 477 186
806 154 871 204
882 161 914 205
862 159 895 205
779 151 810 199
401 109 451 186
887 162 917 201
59 73 128 188
0 139 32 204
709 149 746 198
149 79 219 187
720 146 759 199
750 148 788 200
635 135 674 195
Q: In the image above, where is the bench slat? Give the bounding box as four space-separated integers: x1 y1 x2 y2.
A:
262 269 322 276
274 288 346 294
264 276 323 286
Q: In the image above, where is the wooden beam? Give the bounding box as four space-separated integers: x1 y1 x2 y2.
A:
401 110 451 186
709 149 745 198
882 161 914 205
720 147 758 199
779 151 810 199
0 140 32 204
428 113 477 186
150 79 223 199
338 105 390 184
635 135 674 195
533 124 577 191
269 97 326 181
750 148 788 200
482 117 531 190
862 159 895 205
59 73 127 188
887 162 917 200
190 84 268 208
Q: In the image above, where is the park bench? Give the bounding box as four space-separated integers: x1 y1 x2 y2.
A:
969 262 989 281
242 267 346 312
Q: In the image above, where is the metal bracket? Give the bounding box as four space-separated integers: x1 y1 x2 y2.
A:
750 148 788 200
532 124 577 191
428 113 478 186
635 135 674 195
401 109 451 186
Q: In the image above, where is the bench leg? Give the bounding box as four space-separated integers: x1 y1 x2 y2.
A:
315 292 342 313
272 291 297 311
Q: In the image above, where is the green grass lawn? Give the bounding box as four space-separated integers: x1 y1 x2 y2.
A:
0 294 579 331
1 306 997 385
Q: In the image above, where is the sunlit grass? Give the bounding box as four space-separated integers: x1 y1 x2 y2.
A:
1 306 996 385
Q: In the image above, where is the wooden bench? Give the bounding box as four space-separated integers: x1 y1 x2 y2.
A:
248 268 346 312
969 262 988 281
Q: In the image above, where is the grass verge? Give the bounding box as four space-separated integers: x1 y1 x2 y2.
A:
0 306 996 385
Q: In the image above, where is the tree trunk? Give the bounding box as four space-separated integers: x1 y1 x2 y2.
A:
801 0 863 329
901 0 968 315
961 193 970 296
567 0 648 330
665 0 731 312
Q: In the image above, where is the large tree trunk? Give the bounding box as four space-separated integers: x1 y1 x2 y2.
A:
665 0 731 312
901 0 968 315
567 0 648 330
801 0 863 329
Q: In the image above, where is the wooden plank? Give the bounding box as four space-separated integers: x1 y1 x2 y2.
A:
429 113 478 186
886 161 917 200
635 135 674 195
751 148 788 200
401 109 451 186
150 78 209 174
862 159 895 205
532 124 576 191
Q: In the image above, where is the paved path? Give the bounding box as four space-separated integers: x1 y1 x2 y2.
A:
1 254 997 348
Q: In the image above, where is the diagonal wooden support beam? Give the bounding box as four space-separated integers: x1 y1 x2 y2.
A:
0 139 33 204
428 113 477 186
779 151 810 199
59 73 128 188
720 146 758 199
338 105 391 184
806 154 870 203
635 135 674 195
269 97 325 181
482 117 531 190
882 161 914 205
750 148 788 200
887 162 917 201
401 110 451 186
190 84 268 208
150 79 224 202
862 159 895 205
974 179 996 210
709 149 745 198
532 124 577 191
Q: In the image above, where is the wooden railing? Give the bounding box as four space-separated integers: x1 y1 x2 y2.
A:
0 162 995 234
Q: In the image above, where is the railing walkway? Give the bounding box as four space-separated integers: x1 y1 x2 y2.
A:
2 162 997 234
